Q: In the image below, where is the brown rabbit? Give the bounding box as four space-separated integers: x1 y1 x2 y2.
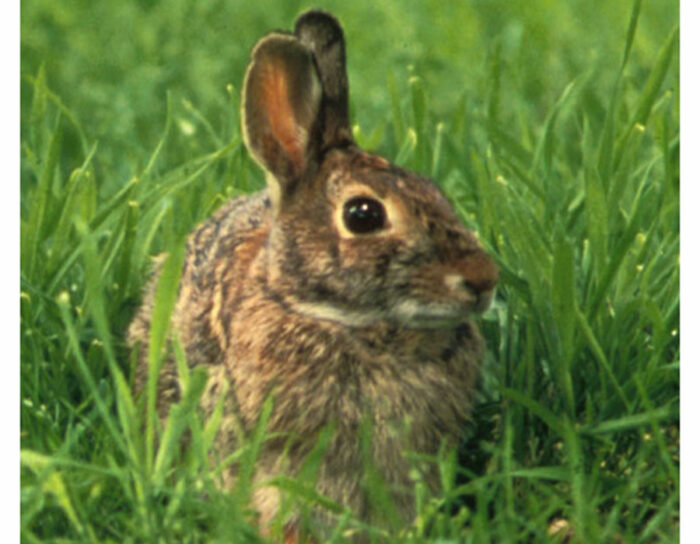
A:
128 9 498 542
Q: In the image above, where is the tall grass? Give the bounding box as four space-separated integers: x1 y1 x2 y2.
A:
21 1 679 541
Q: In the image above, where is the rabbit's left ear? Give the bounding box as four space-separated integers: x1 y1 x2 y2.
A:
295 10 353 150
242 33 322 207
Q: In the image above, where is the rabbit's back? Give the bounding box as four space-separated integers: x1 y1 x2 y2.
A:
128 191 272 414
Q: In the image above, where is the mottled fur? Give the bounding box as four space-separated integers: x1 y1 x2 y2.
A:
128 10 498 542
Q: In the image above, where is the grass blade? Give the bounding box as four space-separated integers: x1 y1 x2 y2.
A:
154 366 208 485
145 238 185 472
499 387 565 437
578 405 674 435
45 143 98 278
551 229 576 414
56 291 126 455
620 0 643 71
24 114 61 281
21 450 87 538
613 26 678 170
576 308 632 411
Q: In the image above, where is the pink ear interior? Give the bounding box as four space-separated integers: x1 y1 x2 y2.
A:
257 60 306 177
242 35 321 188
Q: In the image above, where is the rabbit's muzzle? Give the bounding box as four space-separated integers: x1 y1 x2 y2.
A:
389 248 499 329
450 249 499 312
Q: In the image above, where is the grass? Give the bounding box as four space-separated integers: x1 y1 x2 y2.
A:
20 0 679 542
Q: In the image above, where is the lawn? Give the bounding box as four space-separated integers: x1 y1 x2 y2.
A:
20 0 679 542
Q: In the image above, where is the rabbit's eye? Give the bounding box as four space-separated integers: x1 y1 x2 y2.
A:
342 197 386 234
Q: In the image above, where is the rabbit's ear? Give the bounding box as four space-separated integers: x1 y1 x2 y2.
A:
242 34 322 206
295 10 353 149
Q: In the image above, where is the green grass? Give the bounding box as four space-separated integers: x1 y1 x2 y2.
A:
21 0 679 542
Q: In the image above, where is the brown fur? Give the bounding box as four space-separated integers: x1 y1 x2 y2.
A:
128 10 498 542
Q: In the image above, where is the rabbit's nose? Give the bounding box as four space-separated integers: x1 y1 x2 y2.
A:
456 251 499 295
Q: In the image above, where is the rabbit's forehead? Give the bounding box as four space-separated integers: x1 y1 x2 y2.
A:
323 152 463 226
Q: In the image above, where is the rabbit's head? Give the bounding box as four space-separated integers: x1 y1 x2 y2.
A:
242 10 498 330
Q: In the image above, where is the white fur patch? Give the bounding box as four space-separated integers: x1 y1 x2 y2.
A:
391 299 465 329
443 273 479 303
294 301 384 327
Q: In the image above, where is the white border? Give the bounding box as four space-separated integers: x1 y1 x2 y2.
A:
680 0 694 540
9 0 21 538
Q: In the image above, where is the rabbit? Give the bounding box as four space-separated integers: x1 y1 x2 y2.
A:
128 9 498 543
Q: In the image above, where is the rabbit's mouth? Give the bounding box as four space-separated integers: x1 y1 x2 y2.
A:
390 298 487 330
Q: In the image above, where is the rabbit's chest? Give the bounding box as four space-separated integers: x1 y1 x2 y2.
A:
229 311 482 450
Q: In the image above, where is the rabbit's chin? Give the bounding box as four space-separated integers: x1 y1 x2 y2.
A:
293 296 489 331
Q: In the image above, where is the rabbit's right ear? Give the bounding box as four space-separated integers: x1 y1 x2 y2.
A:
242 34 322 208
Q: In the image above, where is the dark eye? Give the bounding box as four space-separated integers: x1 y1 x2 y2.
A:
342 197 386 234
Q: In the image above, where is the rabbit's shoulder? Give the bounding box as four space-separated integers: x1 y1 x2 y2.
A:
167 190 272 370
181 190 272 291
